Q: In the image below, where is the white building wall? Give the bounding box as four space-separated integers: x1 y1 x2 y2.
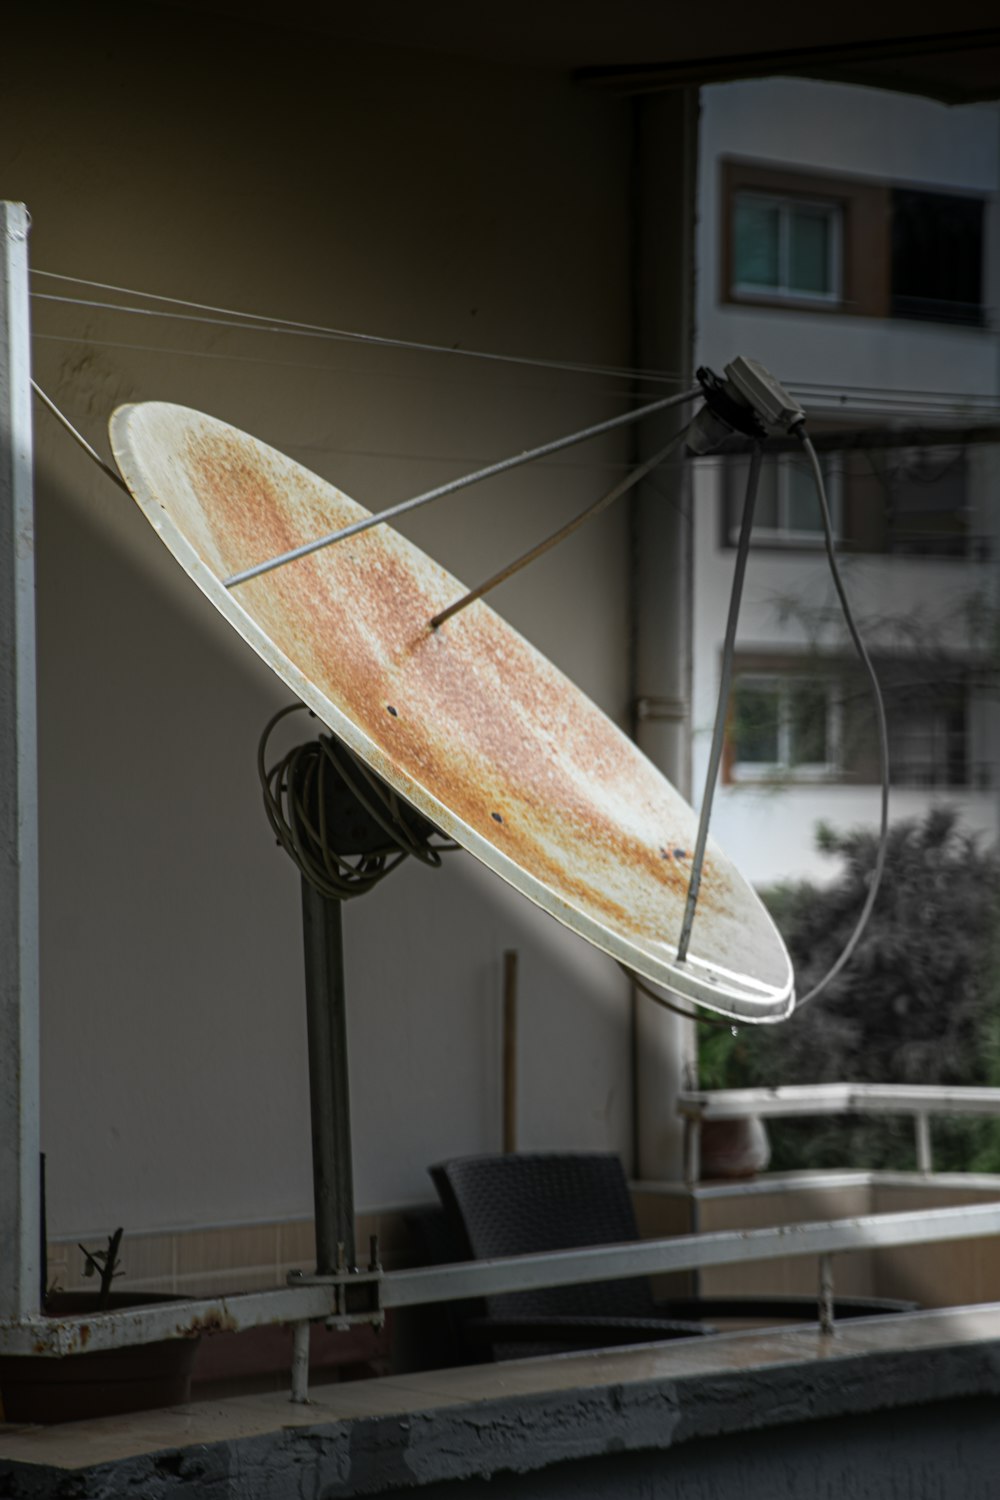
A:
693 78 1000 886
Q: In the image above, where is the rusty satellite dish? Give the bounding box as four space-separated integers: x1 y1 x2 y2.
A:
109 403 793 1022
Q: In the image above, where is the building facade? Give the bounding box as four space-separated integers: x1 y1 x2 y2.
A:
692 78 1000 885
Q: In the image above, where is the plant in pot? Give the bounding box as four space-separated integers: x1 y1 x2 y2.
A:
693 1030 771 1180
0 1226 201 1425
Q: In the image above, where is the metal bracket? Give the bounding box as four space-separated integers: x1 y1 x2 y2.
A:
287 1250 384 1332
724 356 805 434
634 694 688 724
287 1236 384 1404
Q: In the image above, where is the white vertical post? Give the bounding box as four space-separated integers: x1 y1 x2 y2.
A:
0 201 40 1320
818 1253 835 1336
683 1118 701 1187
290 1320 311 1404
915 1113 933 1174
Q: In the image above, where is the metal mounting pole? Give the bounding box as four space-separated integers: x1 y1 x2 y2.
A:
0 202 41 1320
300 879 356 1274
676 442 763 964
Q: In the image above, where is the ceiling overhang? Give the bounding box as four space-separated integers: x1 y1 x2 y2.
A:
576 27 1000 106
156 5 1000 104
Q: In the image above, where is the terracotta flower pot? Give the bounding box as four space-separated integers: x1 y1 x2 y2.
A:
699 1115 771 1180
0 1293 200 1425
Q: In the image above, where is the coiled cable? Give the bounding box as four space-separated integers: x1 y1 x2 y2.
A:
258 704 457 900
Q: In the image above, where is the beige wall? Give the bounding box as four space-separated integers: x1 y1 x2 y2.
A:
637 1174 1000 1311
5 6 655 1238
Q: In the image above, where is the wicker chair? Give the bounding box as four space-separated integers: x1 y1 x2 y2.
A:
429 1152 712 1359
430 1151 916 1362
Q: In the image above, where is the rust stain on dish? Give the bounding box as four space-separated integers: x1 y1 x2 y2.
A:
109 405 793 1010
185 430 725 938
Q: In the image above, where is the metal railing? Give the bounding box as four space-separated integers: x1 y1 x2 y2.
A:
5 1195 1000 1402
677 1082 1000 1183
5 1082 1000 1404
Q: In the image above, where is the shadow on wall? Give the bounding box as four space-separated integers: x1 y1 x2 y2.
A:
34 469 633 1240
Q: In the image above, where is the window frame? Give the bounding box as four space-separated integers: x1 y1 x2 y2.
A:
723 656 984 791
727 672 842 784
721 158 890 319
731 189 843 306
726 450 844 548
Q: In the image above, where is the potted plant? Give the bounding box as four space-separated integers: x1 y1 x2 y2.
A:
0 1227 200 1425
692 1033 771 1180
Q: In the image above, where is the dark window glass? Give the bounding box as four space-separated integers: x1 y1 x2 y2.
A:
733 197 780 289
730 678 833 772
732 683 780 764
840 666 981 789
724 453 838 543
732 192 839 300
891 189 984 327
888 690 969 789
884 448 970 558
789 683 829 766
788 206 833 296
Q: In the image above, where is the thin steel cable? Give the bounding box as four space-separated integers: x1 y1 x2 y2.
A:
31 274 684 386
794 431 890 1007
223 386 703 588
30 380 129 493
32 277 996 405
28 350 667 474
676 442 764 965
31 329 667 401
429 425 691 629
31 329 680 470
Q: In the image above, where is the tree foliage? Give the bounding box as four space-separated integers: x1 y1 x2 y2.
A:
698 809 1000 1171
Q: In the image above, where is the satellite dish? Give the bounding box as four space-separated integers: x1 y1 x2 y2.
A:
109 403 793 1022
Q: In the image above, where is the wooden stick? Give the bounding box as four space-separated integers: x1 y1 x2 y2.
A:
502 950 518 1153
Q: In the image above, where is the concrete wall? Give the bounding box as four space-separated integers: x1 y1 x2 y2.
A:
691 78 1000 884
5 5 653 1239
7 1321 1000 1497
388 1403 1000 1500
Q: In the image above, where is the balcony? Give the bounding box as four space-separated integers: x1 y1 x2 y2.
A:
3 1085 1000 1497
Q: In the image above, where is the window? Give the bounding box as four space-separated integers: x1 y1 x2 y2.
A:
725 451 842 545
722 162 988 327
729 675 838 780
889 695 970 789
721 160 887 317
883 447 971 557
891 189 984 327
720 439 983 560
732 191 841 303
728 663 986 790
873 668 980 790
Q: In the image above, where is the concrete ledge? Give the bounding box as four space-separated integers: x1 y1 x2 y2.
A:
2 1305 1000 1497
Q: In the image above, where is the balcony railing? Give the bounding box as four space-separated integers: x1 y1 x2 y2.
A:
4 1084 1000 1404
677 1081 1000 1181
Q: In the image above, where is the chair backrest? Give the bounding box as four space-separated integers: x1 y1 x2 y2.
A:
430 1152 655 1321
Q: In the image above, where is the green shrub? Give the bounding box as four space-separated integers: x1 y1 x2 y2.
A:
698 809 1000 1172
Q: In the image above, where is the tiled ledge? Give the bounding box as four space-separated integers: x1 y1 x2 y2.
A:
46 1206 421 1300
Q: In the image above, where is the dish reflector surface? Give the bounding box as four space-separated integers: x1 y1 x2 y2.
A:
110 403 793 1021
